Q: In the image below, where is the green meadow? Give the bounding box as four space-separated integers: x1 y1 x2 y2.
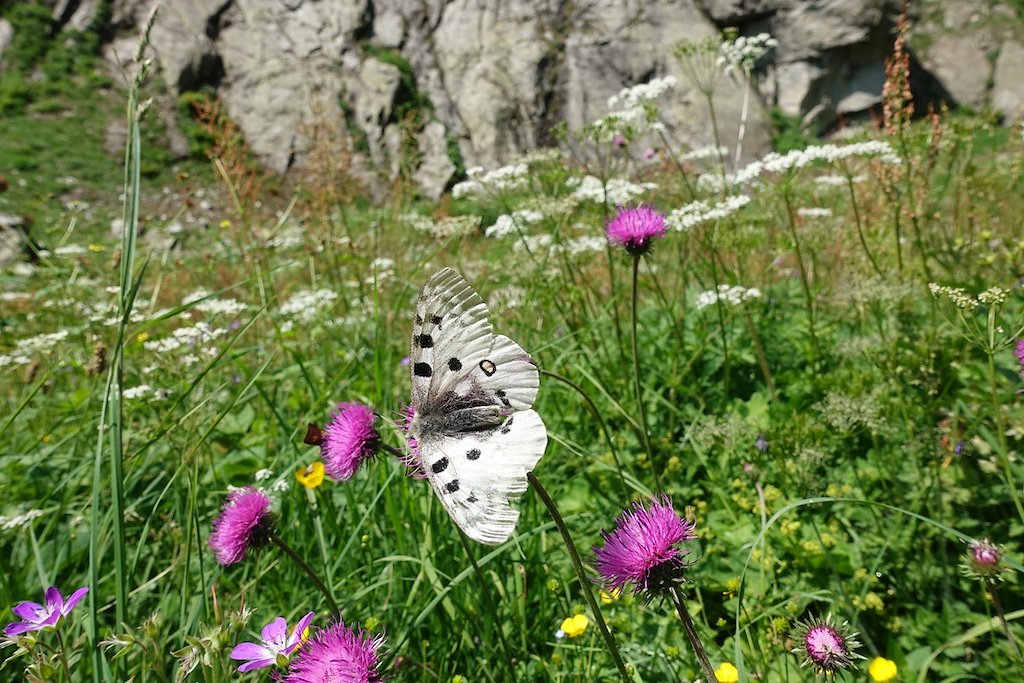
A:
2 15 1024 683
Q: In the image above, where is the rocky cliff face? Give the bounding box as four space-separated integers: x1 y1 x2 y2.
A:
7 0 1024 199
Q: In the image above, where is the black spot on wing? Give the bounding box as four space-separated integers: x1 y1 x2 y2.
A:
445 479 460 493
479 359 496 376
415 314 423 325
448 357 462 371
466 448 481 460
467 494 478 503
414 362 433 377
496 389 511 407
431 314 443 327
416 334 434 348
501 415 513 434
431 457 449 474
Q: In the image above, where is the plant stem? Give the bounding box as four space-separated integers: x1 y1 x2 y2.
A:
669 587 719 683
742 309 777 400
527 472 632 683
56 629 74 683
780 188 820 359
269 532 341 618
630 256 659 488
986 351 1024 525
845 172 883 278
991 585 1022 659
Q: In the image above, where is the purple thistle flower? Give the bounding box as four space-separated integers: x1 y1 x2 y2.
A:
3 586 89 636
312 403 379 481
593 495 697 598
1016 339 1024 371
612 134 627 148
230 611 315 672
208 487 273 566
792 613 861 675
964 538 1006 582
605 205 667 256
282 620 385 683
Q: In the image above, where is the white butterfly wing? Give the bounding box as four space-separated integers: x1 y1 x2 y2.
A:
417 409 547 545
410 268 493 406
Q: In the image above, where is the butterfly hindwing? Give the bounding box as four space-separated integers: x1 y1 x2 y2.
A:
417 409 547 545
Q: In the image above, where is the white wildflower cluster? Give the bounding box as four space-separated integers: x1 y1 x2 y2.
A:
53 244 88 256
680 145 727 162
977 287 1008 306
718 32 777 75
144 322 226 353
563 235 608 255
666 194 751 232
0 508 48 532
485 210 544 238
405 213 482 239
607 76 678 111
14 330 69 354
698 141 901 191
569 175 658 204
122 384 152 399
452 163 529 199
928 283 981 311
797 207 833 218
517 147 563 165
814 390 886 434
590 76 676 141
519 195 580 217
266 224 306 250
696 284 762 309
278 289 338 325
182 290 248 317
814 173 866 187
254 468 274 481
1 292 29 303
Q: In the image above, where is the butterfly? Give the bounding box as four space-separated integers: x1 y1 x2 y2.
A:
405 268 548 545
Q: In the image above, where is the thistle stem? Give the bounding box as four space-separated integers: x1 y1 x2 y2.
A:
630 256 659 488
669 587 719 683
991 585 1022 659
527 472 632 683
269 532 341 618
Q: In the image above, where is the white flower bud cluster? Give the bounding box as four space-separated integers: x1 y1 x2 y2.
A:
485 210 545 238
452 163 529 198
569 176 658 204
928 283 978 310
696 284 762 310
666 195 751 232
718 33 778 74
698 141 901 191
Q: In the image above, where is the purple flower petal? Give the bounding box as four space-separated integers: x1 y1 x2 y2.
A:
230 641 275 661
237 657 277 672
11 602 43 622
43 587 63 612
261 617 288 649
61 587 89 616
3 621 38 636
287 611 316 649
39 611 61 628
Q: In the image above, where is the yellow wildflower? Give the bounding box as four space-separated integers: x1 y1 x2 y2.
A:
560 614 589 638
868 656 897 682
715 662 739 683
295 461 325 489
88 243 104 252
219 219 232 229
136 332 150 344
600 588 621 605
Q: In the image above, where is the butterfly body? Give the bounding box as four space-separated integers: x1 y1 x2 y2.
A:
407 268 547 545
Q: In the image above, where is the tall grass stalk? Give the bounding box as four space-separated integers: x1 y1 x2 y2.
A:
629 256 659 487
780 187 820 358
88 11 158 679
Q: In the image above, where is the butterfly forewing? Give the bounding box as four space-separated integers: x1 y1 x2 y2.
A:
409 268 548 545
411 268 493 406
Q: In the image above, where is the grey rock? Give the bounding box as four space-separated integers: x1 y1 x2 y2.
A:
919 31 994 108
414 121 456 200
351 57 403 168
993 40 1024 122
0 213 33 267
